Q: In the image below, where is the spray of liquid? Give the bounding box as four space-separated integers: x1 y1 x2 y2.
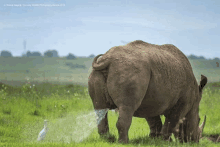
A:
71 108 109 143
22 108 109 143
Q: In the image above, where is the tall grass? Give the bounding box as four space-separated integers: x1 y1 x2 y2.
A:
0 81 93 144
0 81 220 146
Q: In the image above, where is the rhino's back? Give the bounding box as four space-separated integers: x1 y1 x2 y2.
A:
124 40 194 81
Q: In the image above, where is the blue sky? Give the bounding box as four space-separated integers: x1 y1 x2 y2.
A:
0 0 219 58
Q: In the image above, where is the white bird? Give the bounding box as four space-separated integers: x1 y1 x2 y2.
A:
37 120 48 141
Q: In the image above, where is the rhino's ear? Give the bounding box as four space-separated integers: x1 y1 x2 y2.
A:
199 75 207 92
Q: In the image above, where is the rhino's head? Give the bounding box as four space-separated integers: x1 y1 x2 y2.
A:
179 75 207 143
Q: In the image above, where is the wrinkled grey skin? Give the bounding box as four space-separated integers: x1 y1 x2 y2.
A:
88 40 207 143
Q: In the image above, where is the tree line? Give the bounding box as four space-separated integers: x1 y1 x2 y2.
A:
0 50 219 61
188 54 220 60
0 50 95 59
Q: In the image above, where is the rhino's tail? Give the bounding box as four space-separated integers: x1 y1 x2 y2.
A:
92 54 111 70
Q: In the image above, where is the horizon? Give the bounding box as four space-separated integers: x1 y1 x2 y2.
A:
0 0 219 58
0 48 220 60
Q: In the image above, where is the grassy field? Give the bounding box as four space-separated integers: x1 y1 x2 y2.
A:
0 56 220 146
189 59 220 83
0 57 93 87
0 78 220 146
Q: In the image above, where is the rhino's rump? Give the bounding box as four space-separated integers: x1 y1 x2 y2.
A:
107 43 195 118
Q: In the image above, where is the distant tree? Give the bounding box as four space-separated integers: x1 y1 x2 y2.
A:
188 54 198 59
44 52 53 57
44 50 59 57
88 54 95 58
188 54 206 60
1 50 13 57
67 53 76 60
23 51 42 57
50 50 59 57
27 51 32 57
213 57 220 61
198 56 206 59
31 51 42 56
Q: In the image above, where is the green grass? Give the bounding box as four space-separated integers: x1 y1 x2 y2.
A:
0 80 220 146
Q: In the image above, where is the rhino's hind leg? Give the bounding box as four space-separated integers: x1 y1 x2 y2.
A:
146 116 162 138
116 106 134 144
98 111 109 136
98 112 116 142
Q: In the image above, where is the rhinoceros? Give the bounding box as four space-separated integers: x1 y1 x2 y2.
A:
88 40 207 143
